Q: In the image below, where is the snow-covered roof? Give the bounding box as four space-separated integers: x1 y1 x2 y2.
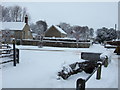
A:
53 25 67 34
0 22 26 30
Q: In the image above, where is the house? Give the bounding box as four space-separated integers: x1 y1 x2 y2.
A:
1 15 33 42
45 25 67 38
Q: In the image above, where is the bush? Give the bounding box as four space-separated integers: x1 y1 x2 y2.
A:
96 27 117 43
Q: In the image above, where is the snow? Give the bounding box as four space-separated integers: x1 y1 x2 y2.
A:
15 44 101 53
86 54 118 88
46 25 67 35
43 40 91 44
44 37 78 40
53 25 67 34
105 44 116 47
44 37 76 40
1 22 26 30
32 33 37 38
0 70 1 90
1 44 118 88
100 51 112 63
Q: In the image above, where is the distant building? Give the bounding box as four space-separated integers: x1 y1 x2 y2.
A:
1 15 33 42
45 25 67 38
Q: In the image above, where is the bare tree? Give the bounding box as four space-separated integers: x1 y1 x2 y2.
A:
1 5 29 22
71 25 92 47
2 30 11 44
57 22 93 39
36 20 48 48
12 5 22 22
89 28 94 38
71 26 82 48
36 20 47 36
81 26 90 40
2 6 11 22
22 7 27 22
57 22 71 37
57 22 70 32
0 5 2 21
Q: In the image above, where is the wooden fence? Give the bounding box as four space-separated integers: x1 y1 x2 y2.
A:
76 52 109 90
0 40 19 66
76 62 102 90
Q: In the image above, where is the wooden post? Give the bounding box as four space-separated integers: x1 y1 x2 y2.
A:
114 46 120 55
96 63 102 80
13 39 16 66
16 48 19 64
7 43 9 48
104 56 108 67
76 78 85 90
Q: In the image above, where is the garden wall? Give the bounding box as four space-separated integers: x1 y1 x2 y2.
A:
16 39 92 48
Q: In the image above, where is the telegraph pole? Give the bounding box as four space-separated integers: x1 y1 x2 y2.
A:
115 24 117 40
115 24 119 40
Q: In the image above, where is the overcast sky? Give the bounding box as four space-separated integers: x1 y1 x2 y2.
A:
2 2 118 30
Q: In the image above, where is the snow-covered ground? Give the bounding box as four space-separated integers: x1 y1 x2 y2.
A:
0 63 2 90
1 44 118 88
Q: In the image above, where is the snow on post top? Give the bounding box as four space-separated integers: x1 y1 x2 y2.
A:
1 22 26 30
100 51 113 64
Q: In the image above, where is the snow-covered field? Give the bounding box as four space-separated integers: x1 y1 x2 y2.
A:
0 63 2 90
1 44 118 88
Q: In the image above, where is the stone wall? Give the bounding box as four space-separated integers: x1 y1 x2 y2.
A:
16 39 92 48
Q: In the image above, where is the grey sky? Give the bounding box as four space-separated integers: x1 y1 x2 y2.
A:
2 2 118 30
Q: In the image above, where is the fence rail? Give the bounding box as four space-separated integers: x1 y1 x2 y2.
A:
76 59 108 90
0 40 19 66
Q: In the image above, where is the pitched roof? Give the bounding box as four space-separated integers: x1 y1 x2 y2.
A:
0 22 26 30
53 25 67 34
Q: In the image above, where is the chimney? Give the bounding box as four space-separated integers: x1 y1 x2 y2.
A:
25 15 28 24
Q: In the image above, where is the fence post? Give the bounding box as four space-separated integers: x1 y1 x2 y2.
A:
76 78 85 90
16 48 19 64
96 63 102 80
104 56 108 67
7 43 9 48
13 39 16 66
